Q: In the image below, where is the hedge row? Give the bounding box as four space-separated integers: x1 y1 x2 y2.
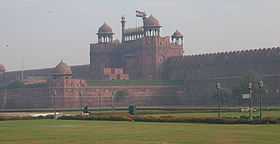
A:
1 113 279 124
90 109 242 116
0 115 54 121
133 116 280 124
58 113 132 121
58 114 280 124
135 109 240 115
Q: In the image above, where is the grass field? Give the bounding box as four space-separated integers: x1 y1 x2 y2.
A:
0 119 280 144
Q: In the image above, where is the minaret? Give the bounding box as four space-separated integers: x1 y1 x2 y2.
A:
121 15 126 43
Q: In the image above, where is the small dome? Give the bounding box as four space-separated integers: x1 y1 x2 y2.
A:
0 64 5 72
146 15 160 26
98 23 113 34
172 30 183 38
52 59 72 75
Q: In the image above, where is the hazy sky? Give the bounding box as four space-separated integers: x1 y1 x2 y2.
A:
0 0 280 71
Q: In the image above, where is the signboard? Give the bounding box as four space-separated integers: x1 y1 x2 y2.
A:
242 94 251 99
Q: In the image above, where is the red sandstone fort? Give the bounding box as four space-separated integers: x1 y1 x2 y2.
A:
0 13 280 109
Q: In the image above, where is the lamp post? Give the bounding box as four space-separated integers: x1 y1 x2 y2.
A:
79 90 83 112
248 82 253 120
99 91 102 112
277 89 279 109
112 90 115 112
258 81 264 118
216 82 221 119
52 90 57 119
146 89 149 106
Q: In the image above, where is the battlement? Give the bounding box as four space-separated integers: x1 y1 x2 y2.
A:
0 64 92 86
104 68 124 74
167 47 280 64
90 43 121 53
70 64 90 68
103 68 129 80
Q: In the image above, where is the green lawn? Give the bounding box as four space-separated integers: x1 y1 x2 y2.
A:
0 119 280 144
146 111 280 118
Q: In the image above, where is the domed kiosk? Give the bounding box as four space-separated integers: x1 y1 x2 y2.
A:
52 59 72 79
97 23 114 43
143 15 162 36
48 59 87 88
171 30 183 45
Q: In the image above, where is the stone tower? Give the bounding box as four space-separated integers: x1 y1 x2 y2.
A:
48 60 87 87
90 14 184 80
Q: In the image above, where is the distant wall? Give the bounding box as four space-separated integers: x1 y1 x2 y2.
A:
0 85 184 109
165 47 280 106
0 87 52 109
0 64 91 86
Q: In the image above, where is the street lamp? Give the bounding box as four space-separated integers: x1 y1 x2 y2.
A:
248 82 253 120
79 90 83 112
216 82 221 118
277 89 279 109
112 90 115 112
146 89 149 106
52 90 57 119
258 81 264 118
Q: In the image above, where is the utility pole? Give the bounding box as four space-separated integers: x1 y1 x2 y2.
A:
216 82 221 118
53 90 57 119
112 90 115 112
248 82 253 120
277 89 279 109
79 90 83 112
258 81 264 119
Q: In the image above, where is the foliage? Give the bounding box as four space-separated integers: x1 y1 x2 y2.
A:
58 113 132 121
136 109 241 115
0 115 54 121
86 80 184 86
115 90 129 102
1 81 47 89
58 113 280 124
231 71 265 105
1 112 280 124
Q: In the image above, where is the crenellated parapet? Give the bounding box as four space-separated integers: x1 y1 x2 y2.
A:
90 43 121 53
165 47 280 80
0 64 92 86
167 47 280 65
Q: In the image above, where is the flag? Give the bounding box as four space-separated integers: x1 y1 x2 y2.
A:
136 10 145 17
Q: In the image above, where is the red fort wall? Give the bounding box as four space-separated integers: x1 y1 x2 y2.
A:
165 47 280 106
0 86 184 109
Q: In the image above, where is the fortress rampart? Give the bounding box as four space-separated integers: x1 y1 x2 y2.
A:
165 47 280 106
0 64 91 86
1 14 279 108
0 86 184 109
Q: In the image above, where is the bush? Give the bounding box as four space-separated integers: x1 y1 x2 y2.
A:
1 113 279 124
135 109 240 115
58 113 132 121
0 115 54 121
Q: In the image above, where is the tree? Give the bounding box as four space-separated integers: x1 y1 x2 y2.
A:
231 71 264 105
116 90 129 102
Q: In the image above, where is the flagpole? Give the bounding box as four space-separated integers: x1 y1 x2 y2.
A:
136 10 138 27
